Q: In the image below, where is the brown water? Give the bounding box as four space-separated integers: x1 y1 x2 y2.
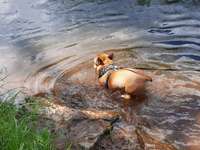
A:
0 0 200 149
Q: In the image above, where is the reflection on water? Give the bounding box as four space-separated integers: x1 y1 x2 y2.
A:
0 0 200 149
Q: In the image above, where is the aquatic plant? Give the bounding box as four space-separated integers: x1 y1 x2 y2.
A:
137 0 152 6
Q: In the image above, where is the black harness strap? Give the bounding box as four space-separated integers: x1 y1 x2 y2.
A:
98 64 119 88
98 64 119 78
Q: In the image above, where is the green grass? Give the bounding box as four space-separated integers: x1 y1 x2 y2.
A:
0 101 55 150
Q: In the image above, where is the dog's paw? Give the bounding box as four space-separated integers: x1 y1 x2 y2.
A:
121 94 131 100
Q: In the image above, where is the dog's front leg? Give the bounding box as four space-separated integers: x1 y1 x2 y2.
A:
98 74 109 87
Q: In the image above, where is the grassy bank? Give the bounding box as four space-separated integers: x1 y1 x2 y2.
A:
0 100 55 150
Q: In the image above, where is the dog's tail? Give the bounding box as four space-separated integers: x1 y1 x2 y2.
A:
141 74 152 82
122 68 152 82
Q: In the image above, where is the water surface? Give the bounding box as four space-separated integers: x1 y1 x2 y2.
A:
0 0 200 149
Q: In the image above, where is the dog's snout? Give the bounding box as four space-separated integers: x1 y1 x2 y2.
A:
93 64 97 68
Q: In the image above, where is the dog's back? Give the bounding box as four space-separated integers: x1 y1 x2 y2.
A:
108 69 151 95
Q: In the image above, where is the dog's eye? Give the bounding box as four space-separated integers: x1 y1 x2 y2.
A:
96 58 103 65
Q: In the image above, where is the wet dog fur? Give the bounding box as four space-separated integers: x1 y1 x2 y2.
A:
94 53 152 99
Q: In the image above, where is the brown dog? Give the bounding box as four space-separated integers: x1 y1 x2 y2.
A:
94 53 152 99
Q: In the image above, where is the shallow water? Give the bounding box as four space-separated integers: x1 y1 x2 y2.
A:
0 0 200 149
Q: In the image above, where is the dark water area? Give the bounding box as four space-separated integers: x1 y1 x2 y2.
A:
0 0 200 149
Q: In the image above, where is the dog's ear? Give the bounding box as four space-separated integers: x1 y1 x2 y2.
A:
95 57 103 66
108 53 114 60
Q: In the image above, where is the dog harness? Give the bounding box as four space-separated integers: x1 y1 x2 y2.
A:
98 64 119 88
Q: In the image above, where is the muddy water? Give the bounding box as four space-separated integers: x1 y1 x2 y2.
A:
1 0 200 149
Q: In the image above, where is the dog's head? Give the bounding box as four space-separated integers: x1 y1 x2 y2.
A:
94 53 114 70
